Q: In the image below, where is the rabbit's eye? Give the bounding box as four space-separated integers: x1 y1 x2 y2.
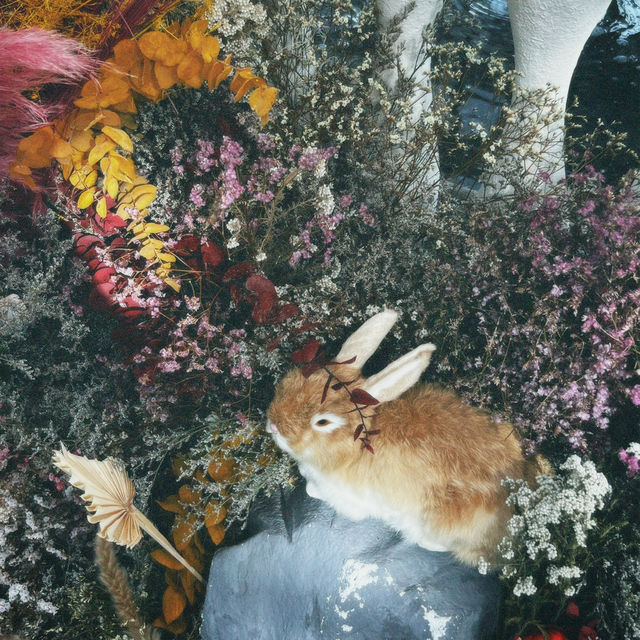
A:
311 412 345 433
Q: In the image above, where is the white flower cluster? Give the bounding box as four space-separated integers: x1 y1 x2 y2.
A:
498 455 611 598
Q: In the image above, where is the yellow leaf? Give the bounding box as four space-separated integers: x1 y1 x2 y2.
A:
16 127 55 169
102 126 133 153
157 253 177 263
139 244 158 260
206 523 225 546
134 191 157 210
142 222 169 234
9 164 36 189
96 197 108 218
200 35 220 63
87 140 116 166
109 153 137 182
77 188 96 209
100 110 122 128
164 277 181 292
60 161 73 180
151 549 185 571
111 94 137 114
162 585 186 625
177 50 204 89
105 176 119 200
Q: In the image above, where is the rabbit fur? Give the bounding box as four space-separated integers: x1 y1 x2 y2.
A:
267 311 540 566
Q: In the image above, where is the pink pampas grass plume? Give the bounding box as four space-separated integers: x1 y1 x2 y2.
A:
0 28 97 177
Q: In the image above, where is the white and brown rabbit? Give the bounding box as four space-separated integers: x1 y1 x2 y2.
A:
267 310 542 566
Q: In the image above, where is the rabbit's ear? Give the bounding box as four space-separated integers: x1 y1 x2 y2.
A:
361 343 435 403
335 310 398 368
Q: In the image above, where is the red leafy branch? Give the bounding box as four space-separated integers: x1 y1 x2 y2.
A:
291 338 379 453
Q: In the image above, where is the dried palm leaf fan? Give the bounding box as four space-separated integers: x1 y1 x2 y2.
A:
53 444 204 583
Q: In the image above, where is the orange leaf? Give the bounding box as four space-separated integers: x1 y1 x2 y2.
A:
180 570 196 605
97 75 132 108
70 129 93 152
154 62 179 90
157 495 185 515
151 549 185 571
248 86 278 125
153 615 187 634
139 31 187 66
17 127 55 169
112 39 142 72
162 586 186 625
186 19 208 50
178 485 202 505
173 515 197 551
207 458 234 482
200 35 220 63
212 55 233 88
177 50 204 89
205 501 227 527
206 523 225 545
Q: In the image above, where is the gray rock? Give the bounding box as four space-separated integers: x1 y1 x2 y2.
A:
201 483 500 640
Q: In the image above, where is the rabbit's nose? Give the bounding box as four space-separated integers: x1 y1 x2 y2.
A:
266 420 278 434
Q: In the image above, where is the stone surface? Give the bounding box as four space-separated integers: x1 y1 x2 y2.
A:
201 483 500 640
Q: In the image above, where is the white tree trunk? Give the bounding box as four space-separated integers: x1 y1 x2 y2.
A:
376 0 444 198
488 0 612 189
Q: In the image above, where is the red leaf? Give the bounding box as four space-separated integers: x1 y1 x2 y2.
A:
251 293 278 324
223 262 254 282
350 388 379 406
201 240 225 267
321 374 333 404
292 338 321 364
272 303 299 323
109 237 126 250
73 234 103 259
245 274 277 296
566 602 580 618
230 284 244 307
353 425 363 440
175 235 200 254
91 263 116 284
361 439 374 454
325 355 357 366
578 626 597 640
301 359 325 378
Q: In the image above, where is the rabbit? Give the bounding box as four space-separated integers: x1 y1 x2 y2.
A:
267 310 543 567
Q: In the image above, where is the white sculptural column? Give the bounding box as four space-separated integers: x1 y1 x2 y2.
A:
376 0 444 197
498 0 612 185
